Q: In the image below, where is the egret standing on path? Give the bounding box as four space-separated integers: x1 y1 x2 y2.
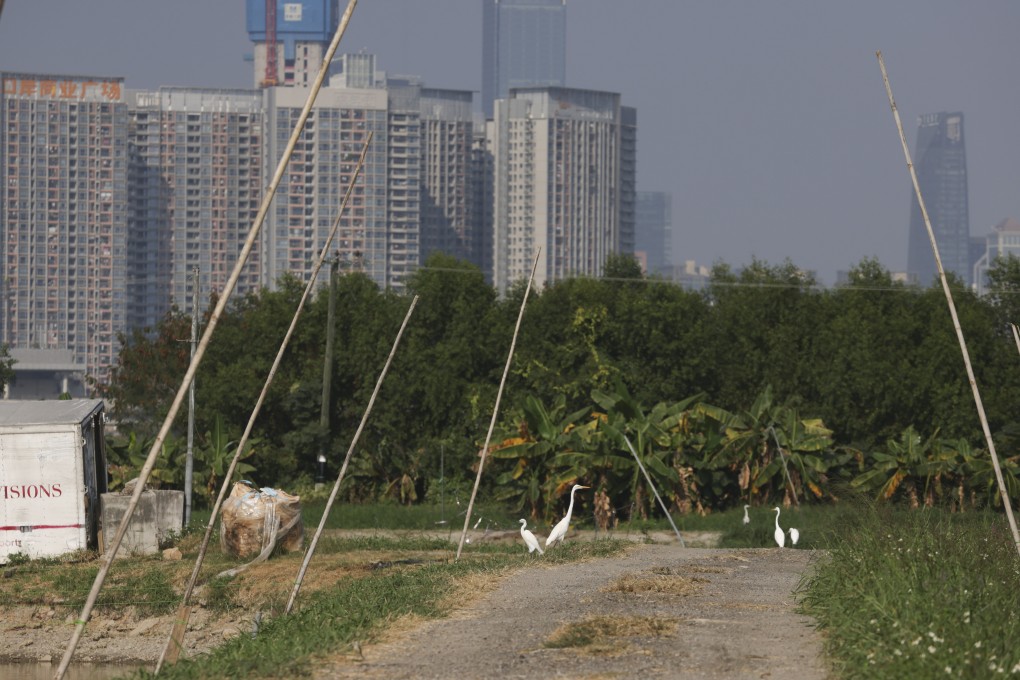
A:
773 507 786 548
545 484 589 549
789 527 800 546
519 519 544 555
742 504 750 525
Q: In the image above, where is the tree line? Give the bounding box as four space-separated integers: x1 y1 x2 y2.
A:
90 252 1020 519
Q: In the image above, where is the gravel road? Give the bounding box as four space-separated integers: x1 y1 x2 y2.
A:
313 544 830 680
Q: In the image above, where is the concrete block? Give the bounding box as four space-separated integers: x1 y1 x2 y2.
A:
100 490 184 557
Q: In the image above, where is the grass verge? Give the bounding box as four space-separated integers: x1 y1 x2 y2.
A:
125 538 626 679
799 504 1020 678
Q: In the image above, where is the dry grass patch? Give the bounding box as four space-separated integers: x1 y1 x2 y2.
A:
685 565 728 574
544 614 677 653
602 566 709 596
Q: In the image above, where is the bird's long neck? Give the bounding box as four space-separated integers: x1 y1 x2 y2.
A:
774 509 780 530
566 488 579 517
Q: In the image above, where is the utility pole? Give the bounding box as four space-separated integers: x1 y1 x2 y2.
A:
318 257 339 488
185 266 199 526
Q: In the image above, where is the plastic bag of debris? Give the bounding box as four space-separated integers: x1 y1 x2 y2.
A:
219 481 303 560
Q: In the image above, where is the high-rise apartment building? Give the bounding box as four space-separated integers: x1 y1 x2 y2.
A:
127 88 264 328
491 87 635 292
263 81 390 287
1 72 128 387
635 191 673 276
972 217 1020 296
261 54 480 292
419 88 481 268
246 0 340 88
908 111 970 287
482 0 566 118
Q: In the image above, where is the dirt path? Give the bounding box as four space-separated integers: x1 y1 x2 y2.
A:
313 544 830 680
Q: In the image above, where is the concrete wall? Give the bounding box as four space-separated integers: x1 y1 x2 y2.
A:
100 490 184 557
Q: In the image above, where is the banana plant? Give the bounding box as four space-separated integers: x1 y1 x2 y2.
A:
921 436 975 509
590 385 701 518
106 430 183 490
697 385 837 506
964 447 1020 510
489 394 592 518
851 427 938 507
768 408 839 501
190 415 257 503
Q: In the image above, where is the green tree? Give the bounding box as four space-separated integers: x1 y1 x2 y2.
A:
0 344 14 395
99 306 193 438
702 258 822 412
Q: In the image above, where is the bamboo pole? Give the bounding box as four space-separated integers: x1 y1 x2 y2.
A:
621 434 685 547
285 295 419 614
456 250 541 560
877 51 1020 559
154 134 372 672
52 3 361 677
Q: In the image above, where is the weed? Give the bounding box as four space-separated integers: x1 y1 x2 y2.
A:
800 504 1020 678
203 575 239 612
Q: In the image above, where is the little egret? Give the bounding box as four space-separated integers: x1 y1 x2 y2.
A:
742 504 750 525
789 527 800 546
519 519 544 554
545 484 589 548
773 507 785 548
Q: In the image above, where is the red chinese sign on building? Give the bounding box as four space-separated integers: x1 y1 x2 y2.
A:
2 76 122 102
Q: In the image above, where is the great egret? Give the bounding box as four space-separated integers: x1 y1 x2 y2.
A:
545 484 589 548
519 519 544 554
789 527 800 546
773 507 785 548
742 504 750 525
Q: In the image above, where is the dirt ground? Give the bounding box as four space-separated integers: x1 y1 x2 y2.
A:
313 542 830 680
0 533 830 679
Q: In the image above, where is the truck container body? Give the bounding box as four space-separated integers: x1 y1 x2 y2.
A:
0 399 107 563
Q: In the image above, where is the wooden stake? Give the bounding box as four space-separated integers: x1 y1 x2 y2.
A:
286 295 419 614
456 250 541 560
877 51 1020 559
53 3 362 678
154 133 373 672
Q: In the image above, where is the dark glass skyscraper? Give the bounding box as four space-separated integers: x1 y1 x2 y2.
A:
908 111 969 287
636 192 673 276
482 0 566 118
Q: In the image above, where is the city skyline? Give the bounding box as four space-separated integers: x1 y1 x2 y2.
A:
2 2 1020 285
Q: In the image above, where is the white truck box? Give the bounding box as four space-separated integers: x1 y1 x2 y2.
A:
0 399 108 563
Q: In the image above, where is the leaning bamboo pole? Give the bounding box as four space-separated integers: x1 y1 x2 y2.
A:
621 434 685 547
877 51 1020 559
52 3 361 677
768 425 800 508
456 250 541 560
154 134 373 672
285 294 419 614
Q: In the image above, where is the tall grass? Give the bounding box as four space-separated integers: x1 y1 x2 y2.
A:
800 504 1020 678
188 500 520 534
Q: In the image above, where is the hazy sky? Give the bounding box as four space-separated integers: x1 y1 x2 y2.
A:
2 1 1019 284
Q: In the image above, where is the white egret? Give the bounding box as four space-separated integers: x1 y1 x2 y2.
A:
789 527 800 546
519 519 544 554
545 484 589 548
773 507 785 548
742 504 750 525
